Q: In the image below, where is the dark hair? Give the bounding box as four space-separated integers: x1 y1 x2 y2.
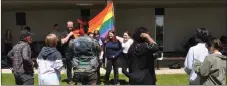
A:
194 28 211 43
132 27 149 43
54 24 59 27
220 36 227 45
194 28 210 43
207 38 223 51
105 30 117 42
76 18 89 34
124 31 131 37
94 30 100 35
24 26 31 32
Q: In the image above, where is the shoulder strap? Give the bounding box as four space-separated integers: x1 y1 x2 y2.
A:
209 75 222 85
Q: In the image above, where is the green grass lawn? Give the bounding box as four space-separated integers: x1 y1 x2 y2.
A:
1 73 188 85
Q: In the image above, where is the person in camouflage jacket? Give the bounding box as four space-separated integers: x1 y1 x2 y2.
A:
68 28 101 85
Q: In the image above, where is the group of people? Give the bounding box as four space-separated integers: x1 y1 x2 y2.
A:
7 18 160 85
184 28 227 85
7 17 227 85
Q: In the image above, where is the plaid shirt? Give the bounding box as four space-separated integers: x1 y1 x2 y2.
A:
7 41 33 75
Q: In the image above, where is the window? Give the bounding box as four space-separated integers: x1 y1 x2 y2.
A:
155 8 164 51
81 9 90 20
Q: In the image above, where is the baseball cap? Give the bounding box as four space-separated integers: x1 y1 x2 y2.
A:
20 30 33 39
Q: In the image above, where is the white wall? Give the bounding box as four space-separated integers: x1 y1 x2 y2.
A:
164 8 226 52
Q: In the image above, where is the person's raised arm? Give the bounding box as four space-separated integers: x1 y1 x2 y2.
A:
116 36 124 43
140 33 156 44
140 33 159 52
61 32 74 44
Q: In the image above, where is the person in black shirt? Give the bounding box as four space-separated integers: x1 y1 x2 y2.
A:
220 36 227 56
61 21 75 85
126 27 159 85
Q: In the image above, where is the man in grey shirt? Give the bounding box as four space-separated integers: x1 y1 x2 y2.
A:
8 30 34 85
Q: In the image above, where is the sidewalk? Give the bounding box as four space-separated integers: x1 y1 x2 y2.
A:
1 68 186 75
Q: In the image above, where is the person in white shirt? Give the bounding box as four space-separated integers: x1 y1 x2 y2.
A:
37 34 63 85
116 31 134 79
117 32 134 54
184 28 210 85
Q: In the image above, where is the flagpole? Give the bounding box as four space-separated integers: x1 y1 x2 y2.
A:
106 0 115 30
104 0 115 68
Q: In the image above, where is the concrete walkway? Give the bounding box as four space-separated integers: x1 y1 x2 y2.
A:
1 68 186 75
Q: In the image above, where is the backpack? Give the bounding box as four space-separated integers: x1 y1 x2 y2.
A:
70 36 100 72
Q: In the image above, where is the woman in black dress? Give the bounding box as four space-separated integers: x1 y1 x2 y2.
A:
125 27 159 85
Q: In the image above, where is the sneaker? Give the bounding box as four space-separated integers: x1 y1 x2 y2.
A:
68 81 73 85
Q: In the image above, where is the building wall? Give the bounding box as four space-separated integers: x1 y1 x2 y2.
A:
2 7 226 52
164 7 226 52
2 9 102 46
1 10 77 45
115 8 155 38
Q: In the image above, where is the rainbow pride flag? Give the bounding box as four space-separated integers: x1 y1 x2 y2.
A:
88 1 114 38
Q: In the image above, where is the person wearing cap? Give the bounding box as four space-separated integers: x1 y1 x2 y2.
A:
7 30 34 85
